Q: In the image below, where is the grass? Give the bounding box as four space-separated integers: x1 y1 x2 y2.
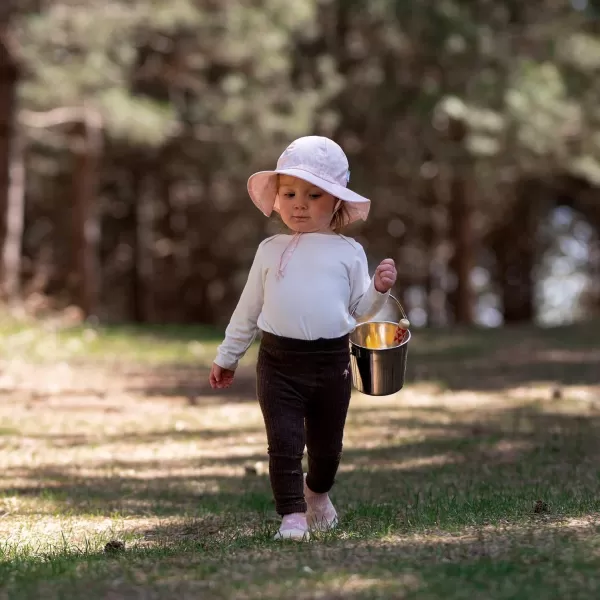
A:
0 316 225 364
0 317 599 598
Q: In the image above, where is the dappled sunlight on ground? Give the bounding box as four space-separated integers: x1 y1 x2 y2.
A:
1 358 599 524
1 323 599 598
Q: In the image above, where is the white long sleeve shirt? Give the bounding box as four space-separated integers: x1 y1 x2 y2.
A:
214 232 389 370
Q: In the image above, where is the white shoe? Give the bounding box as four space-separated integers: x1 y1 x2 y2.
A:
274 512 310 541
304 475 338 532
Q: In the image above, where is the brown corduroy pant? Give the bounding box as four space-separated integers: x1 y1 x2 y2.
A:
256 331 352 516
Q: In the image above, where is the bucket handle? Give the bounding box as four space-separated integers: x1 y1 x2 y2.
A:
389 294 408 321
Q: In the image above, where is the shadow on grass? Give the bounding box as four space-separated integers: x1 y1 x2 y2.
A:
406 323 600 392
1 503 600 600
134 515 600 595
24 425 264 448
2 323 600 598
63 322 226 345
110 322 600 401
3 404 600 522
123 364 260 404
8 324 596 404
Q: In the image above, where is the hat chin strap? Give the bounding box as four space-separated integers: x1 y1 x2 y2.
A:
276 199 342 280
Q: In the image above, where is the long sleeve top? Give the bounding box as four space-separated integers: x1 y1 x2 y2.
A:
214 232 389 370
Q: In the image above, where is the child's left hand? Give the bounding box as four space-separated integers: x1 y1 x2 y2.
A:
374 258 397 293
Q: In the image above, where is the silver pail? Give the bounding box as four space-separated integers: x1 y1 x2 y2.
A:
349 295 410 396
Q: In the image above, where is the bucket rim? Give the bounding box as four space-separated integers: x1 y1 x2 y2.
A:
349 323 411 350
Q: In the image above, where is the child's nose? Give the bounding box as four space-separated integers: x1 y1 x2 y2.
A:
294 195 308 209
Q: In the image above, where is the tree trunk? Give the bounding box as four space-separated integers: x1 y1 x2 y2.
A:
492 181 537 323
2 129 25 302
182 173 218 324
589 237 600 317
127 168 144 322
19 107 103 317
137 172 156 322
447 167 475 324
153 164 179 322
70 116 102 318
0 25 19 282
421 156 447 327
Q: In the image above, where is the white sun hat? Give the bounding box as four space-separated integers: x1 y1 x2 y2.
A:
247 136 370 226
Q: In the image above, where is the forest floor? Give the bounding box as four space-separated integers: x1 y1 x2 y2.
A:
0 316 599 599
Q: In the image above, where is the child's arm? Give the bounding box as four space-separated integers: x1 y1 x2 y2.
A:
349 246 395 322
211 243 265 385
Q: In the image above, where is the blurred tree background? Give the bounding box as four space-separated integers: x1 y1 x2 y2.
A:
1 0 599 328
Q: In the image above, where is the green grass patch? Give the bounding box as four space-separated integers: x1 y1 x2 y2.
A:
0 317 228 365
0 320 599 598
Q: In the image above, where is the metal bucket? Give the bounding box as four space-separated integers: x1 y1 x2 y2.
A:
349 295 410 396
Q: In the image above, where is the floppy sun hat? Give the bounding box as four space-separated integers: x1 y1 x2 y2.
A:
247 136 370 226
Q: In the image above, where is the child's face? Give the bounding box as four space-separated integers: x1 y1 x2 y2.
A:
277 175 337 233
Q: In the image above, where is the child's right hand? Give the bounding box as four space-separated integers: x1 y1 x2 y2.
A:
209 363 235 389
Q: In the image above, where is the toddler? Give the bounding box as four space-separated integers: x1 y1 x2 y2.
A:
209 136 397 540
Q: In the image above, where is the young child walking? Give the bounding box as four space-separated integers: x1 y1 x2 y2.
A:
209 136 397 540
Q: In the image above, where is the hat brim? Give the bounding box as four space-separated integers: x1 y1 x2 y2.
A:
247 168 370 225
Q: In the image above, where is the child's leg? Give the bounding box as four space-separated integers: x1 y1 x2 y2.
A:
305 352 352 494
256 341 311 517
304 352 351 530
